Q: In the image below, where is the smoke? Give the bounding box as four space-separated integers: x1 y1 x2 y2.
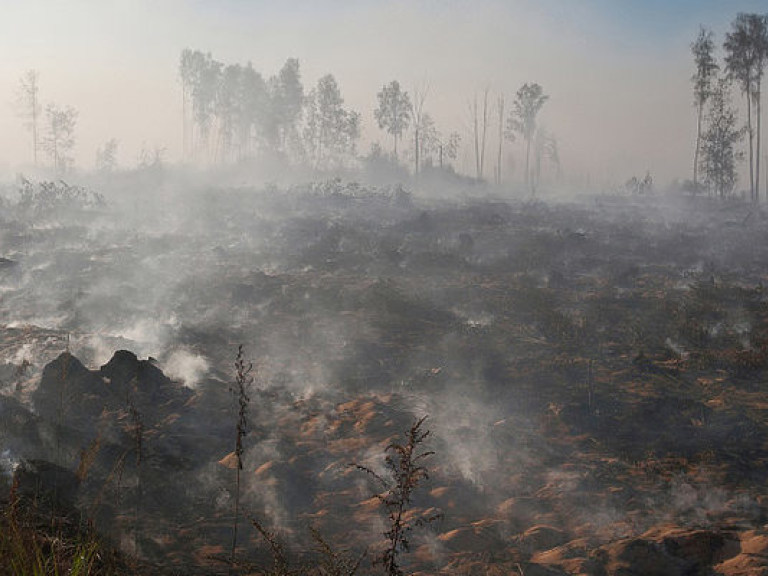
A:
664 337 688 360
3 168 768 572
10 343 33 366
0 449 19 479
163 348 210 388
71 334 119 367
242 436 293 535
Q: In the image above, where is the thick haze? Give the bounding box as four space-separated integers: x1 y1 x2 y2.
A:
5 3 768 571
1 0 766 186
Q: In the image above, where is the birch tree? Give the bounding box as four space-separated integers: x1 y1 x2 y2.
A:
508 83 548 194
691 27 719 191
303 74 360 169
42 104 77 173
700 77 745 198
375 81 411 161
724 13 768 201
410 84 428 174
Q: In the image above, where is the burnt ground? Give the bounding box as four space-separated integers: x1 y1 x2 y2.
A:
3 179 768 574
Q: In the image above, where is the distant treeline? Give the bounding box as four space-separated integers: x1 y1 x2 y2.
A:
176 49 558 192
177 50 462 173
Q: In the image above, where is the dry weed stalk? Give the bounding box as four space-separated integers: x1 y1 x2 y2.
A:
310 526 366 576
127 394 143 558
231 344 253 567
251 519 295 576
356 415 439 576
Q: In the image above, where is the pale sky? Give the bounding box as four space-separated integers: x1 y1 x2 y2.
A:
1 0 766 187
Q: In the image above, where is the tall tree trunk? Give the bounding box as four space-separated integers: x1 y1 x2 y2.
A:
414 127 419 175
497 94 504 186
747 88 755 201
473 96 480 179
693 101 703 190
525 137 531 194
535 146 542 193
32 87 38 168
479 88 489 180
181 85 186 161
756 87 762 203
394 133 398 161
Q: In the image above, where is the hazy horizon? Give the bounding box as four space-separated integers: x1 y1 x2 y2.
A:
1 0 766 189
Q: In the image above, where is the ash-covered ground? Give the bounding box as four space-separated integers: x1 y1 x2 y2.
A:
3 175 768 574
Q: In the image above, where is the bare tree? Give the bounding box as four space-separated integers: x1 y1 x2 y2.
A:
16 70 42 167
410 84 428 175
470 88 490 180
179 49 195 161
